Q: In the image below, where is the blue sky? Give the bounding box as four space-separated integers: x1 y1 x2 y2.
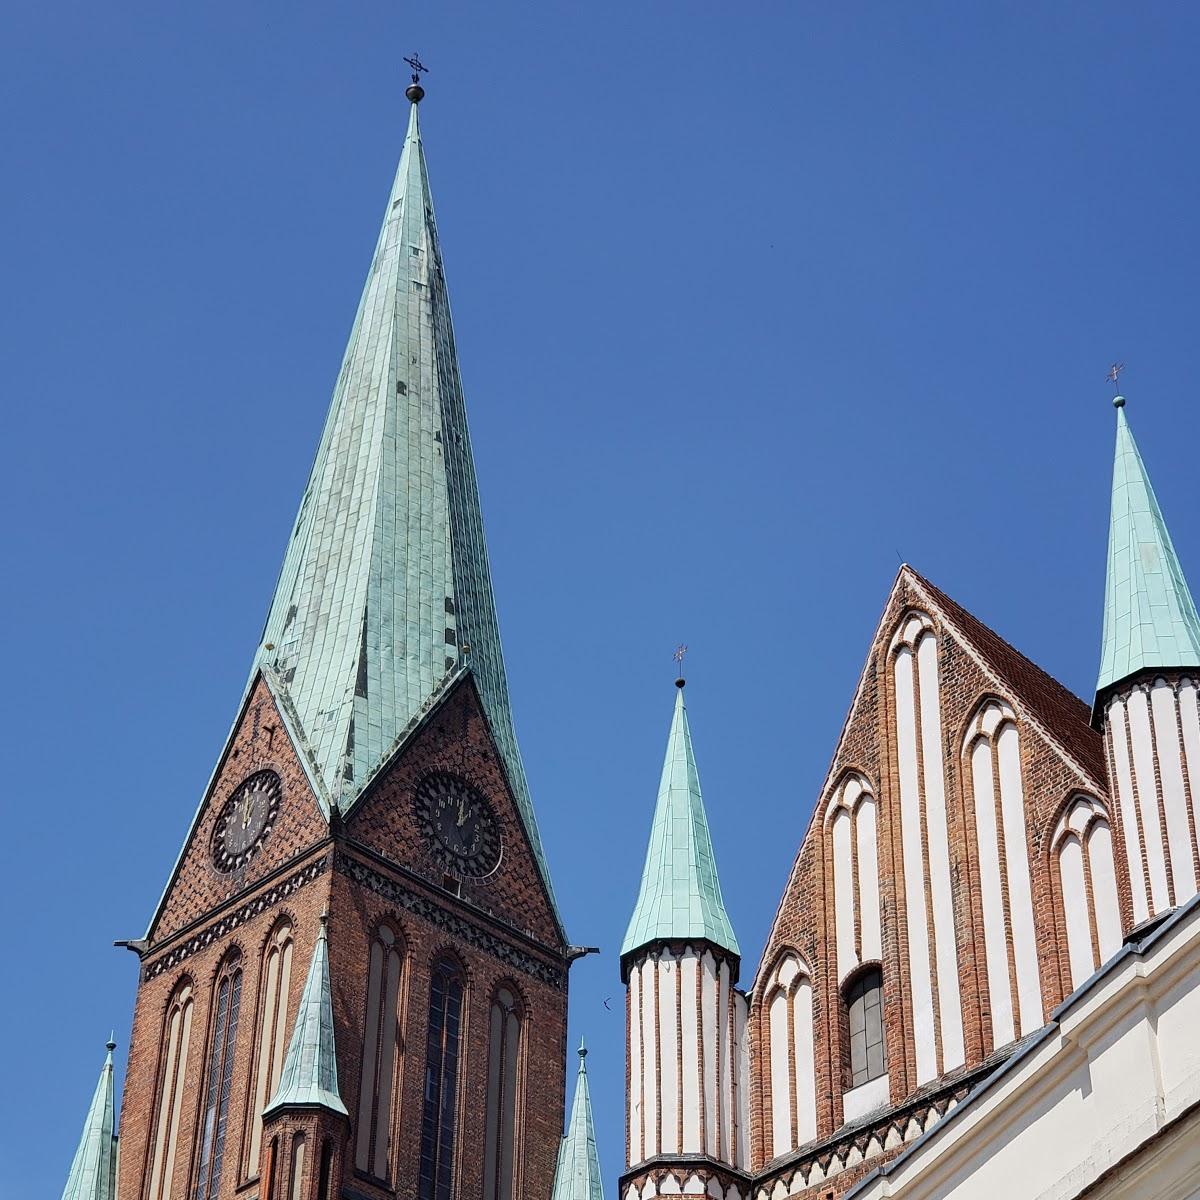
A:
4 2 1200 1194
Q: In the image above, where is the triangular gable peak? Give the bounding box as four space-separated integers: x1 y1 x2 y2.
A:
756 565 1106 990
147 672 331 944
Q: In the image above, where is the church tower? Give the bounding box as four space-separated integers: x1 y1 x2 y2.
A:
1095 393 1200 926
111 75 569 1200
621 680 748 1200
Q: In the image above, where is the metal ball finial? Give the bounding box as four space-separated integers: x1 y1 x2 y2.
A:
106 1032 117 1053
1113 394 1126 408
675 677 686 689
405 82 425 104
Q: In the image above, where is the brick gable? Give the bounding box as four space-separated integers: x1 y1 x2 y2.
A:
149 676 330 945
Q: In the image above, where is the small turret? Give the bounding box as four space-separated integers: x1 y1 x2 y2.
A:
551 1039 605 1200
621 680 748 1196
1095 393 1200 923
61 1038 119 1200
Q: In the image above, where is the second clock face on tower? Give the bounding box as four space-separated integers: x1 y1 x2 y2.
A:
414 771 502 878
212 770 282 873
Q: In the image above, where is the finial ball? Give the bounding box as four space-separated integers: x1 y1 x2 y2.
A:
675 677 686 689
1113 394 1126 409
406 82 425 104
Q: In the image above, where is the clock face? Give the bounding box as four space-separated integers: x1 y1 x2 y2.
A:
414 772 502 878
212 771 281 873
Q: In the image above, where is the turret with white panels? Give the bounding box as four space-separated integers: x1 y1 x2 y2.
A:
1095 395 1200 926
621 682 749 1200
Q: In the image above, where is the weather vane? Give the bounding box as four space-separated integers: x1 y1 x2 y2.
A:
673 643 688 685
404 53 429 104
1106 362 1124 393
404 53 428 84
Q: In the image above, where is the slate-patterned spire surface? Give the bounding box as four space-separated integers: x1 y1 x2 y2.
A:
264 917 348 1116
61 1038 118 1200
1096 396 1200 699
255 91 555 910
551 1039 605 1200
622 682 739 958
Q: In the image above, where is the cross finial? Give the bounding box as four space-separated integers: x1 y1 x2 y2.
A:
673 643 688 687
1107 362 1126 408
404 54 429 104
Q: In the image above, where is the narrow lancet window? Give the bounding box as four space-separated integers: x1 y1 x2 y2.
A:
193 952 243 1200
147 979 195 1200
483 986 522 1200
845 968 886 1087
245 920 294 1178
355 923 406 1180
418 957 465 1200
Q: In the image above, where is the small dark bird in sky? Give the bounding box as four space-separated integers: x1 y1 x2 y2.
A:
603 997 611 1010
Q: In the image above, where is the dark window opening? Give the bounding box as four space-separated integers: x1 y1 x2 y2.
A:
845 967 885 1087
418 958 464 1200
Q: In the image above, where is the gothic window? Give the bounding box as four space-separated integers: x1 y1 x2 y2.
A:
355 923 406 1179
287 1135 306 1200
844 968 886 1087
1054 796 1123 989
146 979 195 1200
483 986 522 1200
244 919 294 1178
317 1140 334 1200
193 951 244 1200
826 772 882 982
962 700 1042 1047
889 612 963 1082
763 953 815 1159
418 956 465 1200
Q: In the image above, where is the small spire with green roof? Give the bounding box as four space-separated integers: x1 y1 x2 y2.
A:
1096 391 1200 711
550 1038 605 1200
264 914 348 1117
61 1037 119 1200
621 675 739 963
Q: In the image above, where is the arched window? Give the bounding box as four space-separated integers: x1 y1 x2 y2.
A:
962 700 1042 1048
1055 796 1123 989
418 956 465 1200
483 986 522 1200
193 951 244 1200
317 1140 334 1200
355 923 406 1179
287 1135 306 1200
826 772 882 983
844 968 885 1087
889 611 963 1083
763 954 815 1158
146 978 195 1200
245 920 294 1178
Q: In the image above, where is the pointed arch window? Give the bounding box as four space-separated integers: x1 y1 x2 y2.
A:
194 951 244 1200
244 919 294 1178
1054 796 1123 988
483 986 522 1200
146 978 195 1200
418 956 465 1200
825 772 883 983
286 1134 306 1200
844 967 886 1087
763 953 815 1158
355 922 406 1179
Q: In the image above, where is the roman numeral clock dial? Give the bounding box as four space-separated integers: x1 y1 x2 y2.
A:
211 770 282 872
414 771 502 878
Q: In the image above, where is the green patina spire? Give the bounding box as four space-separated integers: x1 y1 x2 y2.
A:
1096 397 1200 704
621 683 739 959
550 1038 605 1200
264 916 348 1117
255 94 556 916
61 1038 118 1200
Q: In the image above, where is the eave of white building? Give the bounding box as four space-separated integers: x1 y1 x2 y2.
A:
846 896 1200 1200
